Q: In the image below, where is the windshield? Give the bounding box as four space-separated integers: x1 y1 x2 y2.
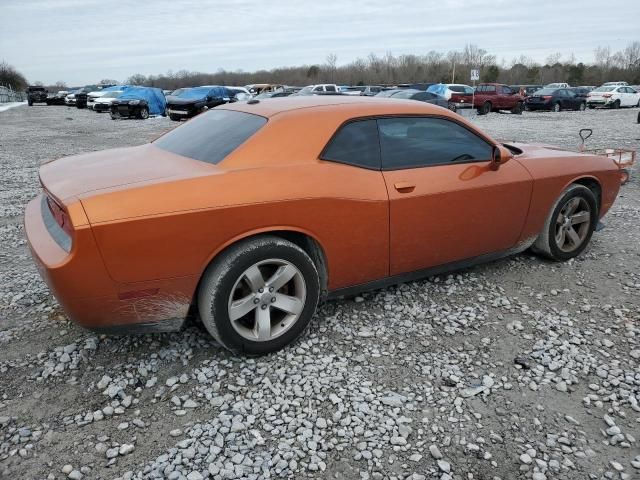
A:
391 89 420 99
449 85 473 94
154 109 267 165
173 87 214 99
102 91 122 99
376 90 400 97
593 86 615 92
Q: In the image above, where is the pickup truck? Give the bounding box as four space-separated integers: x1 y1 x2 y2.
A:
473 83 525 115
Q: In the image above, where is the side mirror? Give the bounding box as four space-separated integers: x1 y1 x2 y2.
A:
490 145 513 170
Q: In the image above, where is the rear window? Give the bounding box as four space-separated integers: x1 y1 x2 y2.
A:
154 109 267 164
449 85 474 94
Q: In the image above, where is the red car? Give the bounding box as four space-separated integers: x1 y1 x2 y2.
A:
474 83 525 115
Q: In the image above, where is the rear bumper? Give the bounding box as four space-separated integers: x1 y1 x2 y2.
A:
25 195 192 333
448 101 473 109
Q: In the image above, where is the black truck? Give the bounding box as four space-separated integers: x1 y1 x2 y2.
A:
27 86 48 106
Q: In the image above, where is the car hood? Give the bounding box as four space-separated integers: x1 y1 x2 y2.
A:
39 144 215 203
166 97 204 106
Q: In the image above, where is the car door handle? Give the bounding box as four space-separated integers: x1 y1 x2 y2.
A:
394 182 415 193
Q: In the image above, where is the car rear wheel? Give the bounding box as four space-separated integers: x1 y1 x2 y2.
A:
532 184 597 261
198 236 320 355
552 102 561 112
447 102 457 112
479 101 491 115
138 107 149 119
511 102 524 114
579 102 586 111
612 100 620 109
588 105 596 109
169 114 180 121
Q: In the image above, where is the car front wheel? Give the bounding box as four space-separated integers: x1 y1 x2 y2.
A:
532 184 597 261
138 107 149 119
579 102 586 111
552 102 561 112
198 236 320 355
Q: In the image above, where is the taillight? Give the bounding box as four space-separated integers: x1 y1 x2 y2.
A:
542 96 552 100
46 195 73 237
603 93 612 98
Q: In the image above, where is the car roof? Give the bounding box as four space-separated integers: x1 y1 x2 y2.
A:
219 95 452 119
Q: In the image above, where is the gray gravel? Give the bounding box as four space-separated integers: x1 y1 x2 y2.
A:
0 104 639 480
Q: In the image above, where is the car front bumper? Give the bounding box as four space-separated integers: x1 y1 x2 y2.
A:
25 195 190 333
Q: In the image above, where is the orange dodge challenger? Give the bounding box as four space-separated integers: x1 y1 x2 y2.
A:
26 97 622 354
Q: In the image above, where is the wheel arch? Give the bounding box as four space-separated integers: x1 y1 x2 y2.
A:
198 227 329 301
570 176 602 215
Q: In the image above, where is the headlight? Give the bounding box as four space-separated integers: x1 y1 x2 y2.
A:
128 100 141 105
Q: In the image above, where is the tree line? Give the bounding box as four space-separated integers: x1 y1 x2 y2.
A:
2 41 639 92
122 42 640 90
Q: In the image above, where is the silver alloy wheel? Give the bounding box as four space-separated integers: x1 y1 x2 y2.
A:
579 102 586 111
553 102 560 112
555 197 591 253
227 259 306 342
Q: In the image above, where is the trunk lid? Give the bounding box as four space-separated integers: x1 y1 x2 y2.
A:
39 144 215 202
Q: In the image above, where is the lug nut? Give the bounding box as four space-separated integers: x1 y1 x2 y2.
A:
261 305 267 310
253 298 260 304
258 288 264 293
271 297 276 303
269 287 274 292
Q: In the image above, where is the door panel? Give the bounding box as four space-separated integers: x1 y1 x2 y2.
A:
383 160 533 275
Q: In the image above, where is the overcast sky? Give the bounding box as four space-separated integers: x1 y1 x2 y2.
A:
2 0 638 86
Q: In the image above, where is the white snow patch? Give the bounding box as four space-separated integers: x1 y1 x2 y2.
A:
0 102 27 113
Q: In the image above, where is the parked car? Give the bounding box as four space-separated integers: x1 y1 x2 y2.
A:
378 89 448 107
26 86 48 106
577 86 596 91
340 86 366 96
87 86 130 110
427 84 474 111
110 87 166 119
545 83 570 89
602 81 628 87
45 90 68 106
293 84 339 95
586 85 640 109
25 96 623 354
254 87 301 99
569 87 591 100
93 90 125 112
359 85 386 96
74 85 101 109
525 88 586 112
245 84 284 95
65 90 80 106
473 83 525 114
510 85 544 98
227 87 252 102
166 86 233 121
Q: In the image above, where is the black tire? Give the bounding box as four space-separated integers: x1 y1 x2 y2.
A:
532 184 598 261
198 236 320 355
588 105 596 109
637 111 640 124
447 102 457 113
479 101 491 115
110 113 117 120
138 107 149 119
612 100 620 109
28 100 33 106
552 102 561 112
169 114 180 121
511 102 523 114
578 102 586 111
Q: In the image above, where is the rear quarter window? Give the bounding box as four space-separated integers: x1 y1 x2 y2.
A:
154 109 266 164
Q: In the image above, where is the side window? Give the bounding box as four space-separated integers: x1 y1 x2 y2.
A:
502 86 512 94
325 85 336 92
321 119 381 169
413 92 428 101
378 117 493 170
486 85 496 92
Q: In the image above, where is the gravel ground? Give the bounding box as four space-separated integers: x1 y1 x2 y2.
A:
0 104 639 480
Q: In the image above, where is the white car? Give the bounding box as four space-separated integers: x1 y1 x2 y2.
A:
545 82 570 88
86 90 113 110
602 81 628 86
64 92 77 105
92 90 124 112
587 85 640 109
295 84 340 95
